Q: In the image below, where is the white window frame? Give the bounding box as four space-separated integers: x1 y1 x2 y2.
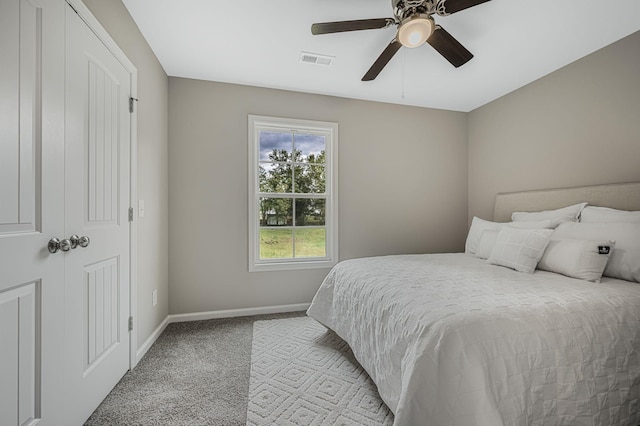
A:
248 115 338 272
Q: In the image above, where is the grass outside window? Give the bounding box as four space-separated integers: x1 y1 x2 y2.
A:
259 228 326 259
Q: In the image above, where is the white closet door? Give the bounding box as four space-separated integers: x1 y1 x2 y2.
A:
0 0 66 424
63 4 132 424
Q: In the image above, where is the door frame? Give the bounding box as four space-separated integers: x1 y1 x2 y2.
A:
66 0 139 369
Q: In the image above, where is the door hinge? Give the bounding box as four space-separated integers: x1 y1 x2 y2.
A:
128 316 134 332
128 207 134 222
129 97 138 113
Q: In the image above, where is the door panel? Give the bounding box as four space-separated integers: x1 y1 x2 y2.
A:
87 59 120 225
64 5 131 424
0 0 65 424
0 282 39 426
0 0 40 234
84 257 120 373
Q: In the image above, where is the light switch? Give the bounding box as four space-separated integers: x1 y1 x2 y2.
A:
138 200 145 218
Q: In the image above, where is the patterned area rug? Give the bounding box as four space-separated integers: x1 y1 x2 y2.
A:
246 316 394 426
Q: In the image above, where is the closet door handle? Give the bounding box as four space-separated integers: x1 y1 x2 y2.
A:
71 235 90 248
59 239 72 252
48 237 72 253
48 238 62 254
78 235 90 248
69 235 80 249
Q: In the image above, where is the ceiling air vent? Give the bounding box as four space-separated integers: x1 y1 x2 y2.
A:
300 52 334 66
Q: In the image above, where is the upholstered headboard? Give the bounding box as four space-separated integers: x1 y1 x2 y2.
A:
493 182 640 222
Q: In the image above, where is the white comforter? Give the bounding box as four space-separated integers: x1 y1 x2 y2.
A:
307 254 640 426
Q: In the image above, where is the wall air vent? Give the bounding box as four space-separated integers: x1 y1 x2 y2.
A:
300 52 334 66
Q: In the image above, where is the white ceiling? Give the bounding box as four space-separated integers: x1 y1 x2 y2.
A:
121 0 640 112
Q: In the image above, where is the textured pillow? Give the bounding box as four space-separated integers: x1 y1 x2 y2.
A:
475 221 559 260
487 227 553 273
538 238 615 282
475 230 499 260
511 202 587 223
551 222 640 282
580 206 640 224
466 217 558 255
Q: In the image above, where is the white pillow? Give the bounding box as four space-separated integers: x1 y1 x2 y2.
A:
511 202 587 223
580 206 640 224
551 222 640 282
487 227 553 273
475 230 499 260
465 217 502 254
506 220 560 229
537 239 615 282
465 217 558 255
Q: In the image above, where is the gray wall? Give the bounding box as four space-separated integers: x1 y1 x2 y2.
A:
168 78 468 315
468 30 640 221
82 0 169 349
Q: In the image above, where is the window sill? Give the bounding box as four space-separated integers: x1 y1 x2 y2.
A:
249 258 337 272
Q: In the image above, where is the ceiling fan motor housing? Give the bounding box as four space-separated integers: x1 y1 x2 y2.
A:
392 0 450 21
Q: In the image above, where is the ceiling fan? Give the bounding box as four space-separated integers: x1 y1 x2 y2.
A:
311 0 491 81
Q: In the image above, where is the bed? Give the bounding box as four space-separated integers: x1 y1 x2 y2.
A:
306 182 640 426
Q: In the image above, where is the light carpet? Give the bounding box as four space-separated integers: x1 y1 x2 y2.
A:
86 312 304 426
246 316 394 426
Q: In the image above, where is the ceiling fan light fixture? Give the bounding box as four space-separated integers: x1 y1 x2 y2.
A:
397 15 434 48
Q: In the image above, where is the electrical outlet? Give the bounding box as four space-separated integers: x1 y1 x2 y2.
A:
152 289 157 307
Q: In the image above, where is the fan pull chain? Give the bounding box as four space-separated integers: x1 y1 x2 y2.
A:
401 49 406 99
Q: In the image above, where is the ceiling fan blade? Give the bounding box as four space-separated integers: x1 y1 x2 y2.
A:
440 0 491 14
427 26 473 68
311 18 392 35
362 39 402 81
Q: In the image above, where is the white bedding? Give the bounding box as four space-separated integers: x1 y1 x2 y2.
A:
306 253 640 426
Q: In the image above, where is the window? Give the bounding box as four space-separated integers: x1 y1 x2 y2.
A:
248 115 338 271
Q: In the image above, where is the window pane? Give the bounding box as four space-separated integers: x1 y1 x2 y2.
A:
294 228 326 258
260 228 293 259
295 199 325 226
259 163 292 193
259 131 292 162
294 134 325 164
294 164 325 194
259 198 292 226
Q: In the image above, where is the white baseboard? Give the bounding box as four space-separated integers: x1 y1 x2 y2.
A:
167 302 310 323
134 303 309 365
136 315 170 364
